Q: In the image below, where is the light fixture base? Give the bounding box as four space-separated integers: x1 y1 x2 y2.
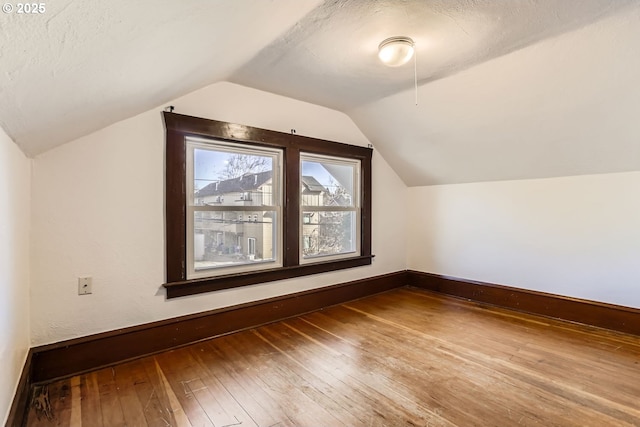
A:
378 36 415 67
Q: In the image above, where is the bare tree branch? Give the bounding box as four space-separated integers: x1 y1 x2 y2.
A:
220 154 269 179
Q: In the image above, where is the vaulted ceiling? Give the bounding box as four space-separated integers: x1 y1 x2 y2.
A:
2 0 639 185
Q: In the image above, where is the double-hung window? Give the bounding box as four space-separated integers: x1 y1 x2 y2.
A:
164 113 372 298
300 153 360 263
186 139 282 278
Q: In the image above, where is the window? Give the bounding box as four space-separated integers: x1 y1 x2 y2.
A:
303 213 313 224
300 153 360 262
164 113 372 298
248 237 256 257
186 138 281 279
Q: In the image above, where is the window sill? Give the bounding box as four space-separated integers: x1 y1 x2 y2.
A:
163 255 374 299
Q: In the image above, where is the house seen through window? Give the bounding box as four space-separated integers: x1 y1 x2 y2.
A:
300 154 360 262
188 140 282 278
187 142 361 277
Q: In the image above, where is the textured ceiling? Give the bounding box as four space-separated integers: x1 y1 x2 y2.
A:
0 0 320 155
2 0 639 185
232 0 635 111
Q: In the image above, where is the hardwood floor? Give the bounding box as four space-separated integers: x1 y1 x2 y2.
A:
25 287 640 426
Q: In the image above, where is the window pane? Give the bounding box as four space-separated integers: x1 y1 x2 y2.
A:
193 147 275 207
301 158 356 207
301 211 356 258
301 154 360 262
194 210 277 271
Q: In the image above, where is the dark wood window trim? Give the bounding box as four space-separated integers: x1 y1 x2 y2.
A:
163 112 373 298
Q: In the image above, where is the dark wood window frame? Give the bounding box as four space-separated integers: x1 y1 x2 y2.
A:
163 112 373 299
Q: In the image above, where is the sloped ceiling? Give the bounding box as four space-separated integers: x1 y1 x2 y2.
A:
0 0 321 155
350 4 640 185
2 0 639 186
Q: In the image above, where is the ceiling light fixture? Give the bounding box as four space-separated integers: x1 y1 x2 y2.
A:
377 36 419 105
378 36 414 67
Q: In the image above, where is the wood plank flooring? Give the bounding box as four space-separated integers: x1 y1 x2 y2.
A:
25 287 640 426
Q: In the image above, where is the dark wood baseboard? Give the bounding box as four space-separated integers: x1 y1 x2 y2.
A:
4 349 32 427
30 271 404 385
407 270 640 336
10 269 640 426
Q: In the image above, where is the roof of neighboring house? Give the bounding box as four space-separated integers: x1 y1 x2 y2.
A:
197 171 330 198
301 176 327 193
197 170 272 197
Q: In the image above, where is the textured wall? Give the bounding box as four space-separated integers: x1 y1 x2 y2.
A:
29 82 408 346
407 172 640 308
0 127 30 425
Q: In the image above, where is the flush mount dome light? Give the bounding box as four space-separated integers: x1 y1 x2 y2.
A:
378 36 415 67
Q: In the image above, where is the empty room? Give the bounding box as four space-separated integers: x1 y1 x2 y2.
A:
2 1 639 426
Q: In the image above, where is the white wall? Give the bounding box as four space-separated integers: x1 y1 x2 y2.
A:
407 172 640 308
0 127 30 425
30 82 407 346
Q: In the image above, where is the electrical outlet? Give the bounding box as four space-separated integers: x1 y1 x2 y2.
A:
78 277 92 295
